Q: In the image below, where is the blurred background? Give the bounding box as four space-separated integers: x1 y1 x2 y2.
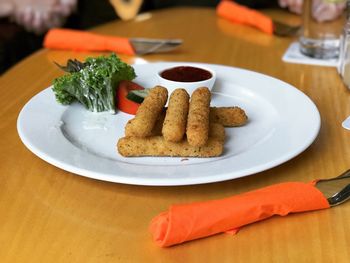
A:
0 0 280 74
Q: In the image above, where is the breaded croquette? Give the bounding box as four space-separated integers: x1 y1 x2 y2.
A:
209 122 225 143
117 136 223 157
209 106 248 127
117 85 249 158
118 119 225 158
162 89 190 142
161 106 248 127
125 86 168 137
186 87 211 147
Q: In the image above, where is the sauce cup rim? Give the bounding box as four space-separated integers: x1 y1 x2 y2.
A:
157 64 216 84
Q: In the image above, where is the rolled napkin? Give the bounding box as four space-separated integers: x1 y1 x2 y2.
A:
43 28 135 55
150 181 330 247
216 0 274 35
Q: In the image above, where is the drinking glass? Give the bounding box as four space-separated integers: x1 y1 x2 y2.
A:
299 0 348 59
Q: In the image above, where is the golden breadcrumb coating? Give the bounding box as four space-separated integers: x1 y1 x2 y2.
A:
209 106 248 127
186 87 211 147
162 89 190 142
125 86 168 137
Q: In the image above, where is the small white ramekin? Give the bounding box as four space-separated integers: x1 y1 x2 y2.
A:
157 64 216 96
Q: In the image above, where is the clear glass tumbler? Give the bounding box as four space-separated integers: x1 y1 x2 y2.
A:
299 0 348 59
338 14 350 88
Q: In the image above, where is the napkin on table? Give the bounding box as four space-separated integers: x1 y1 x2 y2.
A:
43 28 135 55
216 0 274 35
150 181 330 247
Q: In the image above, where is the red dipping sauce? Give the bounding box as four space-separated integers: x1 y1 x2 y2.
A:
160 66 212 82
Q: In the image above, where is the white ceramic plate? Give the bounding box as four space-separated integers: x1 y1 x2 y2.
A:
17 62 320 186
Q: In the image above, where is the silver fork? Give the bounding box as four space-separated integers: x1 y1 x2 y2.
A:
315 169 350 206
273 20 301 37
130 38 183 55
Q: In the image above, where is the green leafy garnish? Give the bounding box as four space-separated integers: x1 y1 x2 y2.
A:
52 53 136 113
54 59 88 73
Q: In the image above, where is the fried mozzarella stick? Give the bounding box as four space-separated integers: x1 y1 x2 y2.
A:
209 106 248 127
186 87 211 147
117 123 225 157
153 118 225 140
162 89 190 142
161 106 248 127
125 86 168 137
209 122 225 143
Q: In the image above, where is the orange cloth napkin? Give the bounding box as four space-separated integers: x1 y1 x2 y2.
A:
150 182 330 247
43 28 135 55
216 0 274 35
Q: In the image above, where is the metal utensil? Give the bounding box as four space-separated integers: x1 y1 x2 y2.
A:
273 20 301 37
315 169 350 206
130 38 183 55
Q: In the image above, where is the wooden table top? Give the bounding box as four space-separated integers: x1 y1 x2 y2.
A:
1 7 350 263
